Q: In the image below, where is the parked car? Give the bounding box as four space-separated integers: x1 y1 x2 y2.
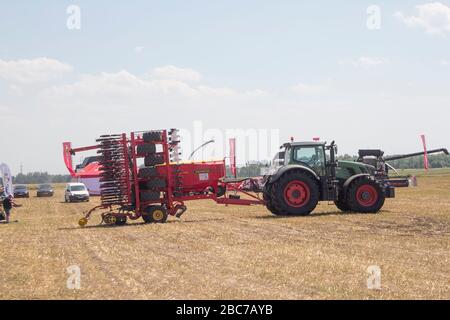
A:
37 184 54 197
13 185 29 198
64 183 90 202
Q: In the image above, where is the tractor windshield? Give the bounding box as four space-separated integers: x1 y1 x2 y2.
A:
290 145 326 175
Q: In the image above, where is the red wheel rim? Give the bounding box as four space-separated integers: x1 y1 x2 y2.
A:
356 185 378 207
283 180 310 207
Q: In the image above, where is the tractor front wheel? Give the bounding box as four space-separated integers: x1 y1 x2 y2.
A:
263 184 283 215
270 171 319 216
347 178 385 213
142 205 168 224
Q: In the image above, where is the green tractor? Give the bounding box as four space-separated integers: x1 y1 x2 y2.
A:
262 141 448 216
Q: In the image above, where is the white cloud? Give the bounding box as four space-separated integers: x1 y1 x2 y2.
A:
150 65 202 82
8 84 23 96
394 2 450 36
0 57 72 84
40 69 248 109
0 104 10 113
339 57 388 67
134 46 144 53
41 70 199 101
441 59 450 65
244 89 268 97
289 83 326 94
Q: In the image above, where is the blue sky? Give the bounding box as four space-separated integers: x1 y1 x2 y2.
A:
1 1 449 173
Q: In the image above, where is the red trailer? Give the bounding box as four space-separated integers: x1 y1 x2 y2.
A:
64 129 264 227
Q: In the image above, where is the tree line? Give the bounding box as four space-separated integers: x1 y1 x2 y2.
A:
12 172 72 185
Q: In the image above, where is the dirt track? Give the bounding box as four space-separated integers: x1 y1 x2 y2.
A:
1 173 449 300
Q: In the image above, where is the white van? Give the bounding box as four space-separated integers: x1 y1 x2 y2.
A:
65 183 90 203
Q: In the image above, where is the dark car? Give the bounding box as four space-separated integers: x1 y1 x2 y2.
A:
37 184 54 197
13 185 30 198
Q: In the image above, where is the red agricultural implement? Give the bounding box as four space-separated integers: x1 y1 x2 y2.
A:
64 129 264 227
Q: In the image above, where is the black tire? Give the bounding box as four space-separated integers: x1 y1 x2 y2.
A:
143 131 163 142
103 213 117 226
138 167 159 178
140 178 167 190
140 190 161 202
137 143 157 155
216 185 226 198
270 170 319 216
346 178 385 213
334 199 352 212
144 154 164 166
115 216 127 226
142 205 168 223
263 184 284 215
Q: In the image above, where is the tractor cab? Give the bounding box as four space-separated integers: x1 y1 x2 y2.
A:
283 142 327 176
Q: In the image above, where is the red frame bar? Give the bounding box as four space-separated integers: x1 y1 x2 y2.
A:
70 145 100 154
121 133 132 204
130 132 141 211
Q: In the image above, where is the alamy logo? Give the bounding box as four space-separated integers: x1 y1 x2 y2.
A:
366 5 381 30
67 5 81 30
66 265 81 290
367 265 381 290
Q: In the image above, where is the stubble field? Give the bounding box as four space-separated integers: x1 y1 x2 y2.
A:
1 169 449 300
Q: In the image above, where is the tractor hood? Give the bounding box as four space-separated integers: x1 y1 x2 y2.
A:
337 160 375 178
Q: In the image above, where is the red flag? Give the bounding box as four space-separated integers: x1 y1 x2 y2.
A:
420 134 429 170
229 138 237 178
63 142 77 177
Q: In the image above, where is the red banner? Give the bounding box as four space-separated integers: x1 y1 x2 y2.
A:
63 142 76 177
229 138 237 178
420 134 429 170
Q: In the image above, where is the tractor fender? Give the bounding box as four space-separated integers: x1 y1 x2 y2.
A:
342 174 371 197
267 164 320 185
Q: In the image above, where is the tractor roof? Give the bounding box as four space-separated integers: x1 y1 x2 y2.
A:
283 141 325 148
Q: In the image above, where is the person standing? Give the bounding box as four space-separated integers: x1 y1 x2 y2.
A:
2 194 15 224
0 186 5 221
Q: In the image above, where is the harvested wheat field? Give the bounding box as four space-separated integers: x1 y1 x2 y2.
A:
1 170 449 300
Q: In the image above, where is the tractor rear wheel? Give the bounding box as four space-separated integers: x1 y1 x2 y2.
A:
142 205 168 224
270 171 319 216
347 178 385 213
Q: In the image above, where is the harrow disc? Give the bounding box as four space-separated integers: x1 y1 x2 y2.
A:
97 135 130 206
